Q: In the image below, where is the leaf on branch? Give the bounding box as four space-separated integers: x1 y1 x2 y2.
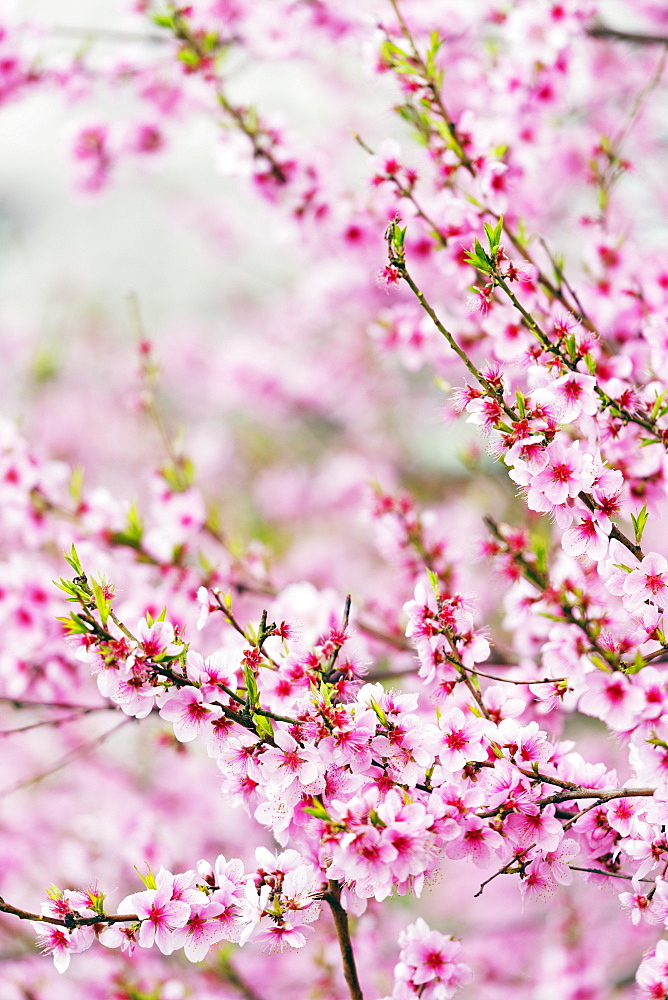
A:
630 503 648 546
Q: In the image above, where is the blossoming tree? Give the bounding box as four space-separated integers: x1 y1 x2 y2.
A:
1 1 668 998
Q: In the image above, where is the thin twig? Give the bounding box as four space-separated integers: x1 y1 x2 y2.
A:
51 25 167 45
0 697 112 711
474 850 530 897
399 264 517 420
215 954 268 1000
0 709 109 737
0 718 132 797
569 865 651 882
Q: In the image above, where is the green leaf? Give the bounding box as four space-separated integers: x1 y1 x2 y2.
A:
395 103 432 144
160 460 189 492
89 889 107 916
135 864 157 890
252 713 274 740
64 545 83 576
303 800 331 822
152 13 175 28
651 390 667 421
369 697 388 727
630 503 649 547
177 48 200 67
463 239 493 274
243 664 259 710
216 589 232 611
531 534 548 577
588 654 612 673
111 504 144 549
202 31 220 54
69 467 85 503
109 532 141 550
380 39 407 69
56 614 93 636
624 651 646 675
483 216 504 253
91 579 111 628
54 577 78 598
514 218 530 248
426 569 440 597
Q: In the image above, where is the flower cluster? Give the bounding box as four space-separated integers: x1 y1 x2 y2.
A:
3 1 668 999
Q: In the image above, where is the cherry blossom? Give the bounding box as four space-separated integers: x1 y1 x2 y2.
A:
3 2 668 998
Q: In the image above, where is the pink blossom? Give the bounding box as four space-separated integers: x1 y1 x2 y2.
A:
578 671 645 731
120 870 191 954
445 816 505 868
533 371 598 423
178 901 229 961
623 552 668 610
435 707 489 771
195 586 213 630
542 837 579 884
510 439 595 511
135 617 180 660
387 918 471 1000
505 804 563 853
636 939 668 999
319 708 378 774
259 728 323 790
34 924 94 973
619 889 652 926
158 685 223 742
561 509 611 560
518 859 557 903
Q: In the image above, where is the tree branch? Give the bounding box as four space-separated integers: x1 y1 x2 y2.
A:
588 23 668 46
0 898 138 927
323 881 364 1000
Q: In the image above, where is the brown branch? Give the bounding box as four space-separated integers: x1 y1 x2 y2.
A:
398 264 517 420
588 24 668 46
387 0 475 175
323 881 364 1000
0 898 138 927
357 618 412 651
515 766 655 802
569 865 651 882
542 786 654 807
464 666 567 686
215 954 268 1000
474 849 530 897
